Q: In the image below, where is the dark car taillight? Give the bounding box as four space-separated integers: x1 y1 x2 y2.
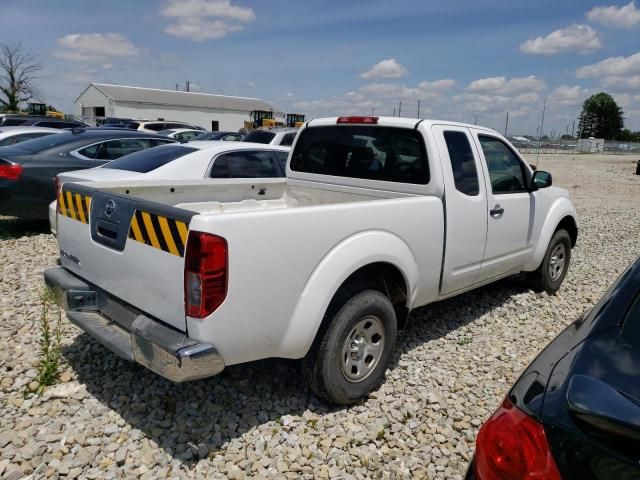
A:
0 160 23 181
184 231 227 318
474 398 561 480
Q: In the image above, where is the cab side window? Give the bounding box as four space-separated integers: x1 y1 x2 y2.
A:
280 133 295 146
444 131 479 196
479 135 526 194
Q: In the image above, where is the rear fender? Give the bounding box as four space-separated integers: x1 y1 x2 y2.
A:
278 230 418 358
523 196 577 271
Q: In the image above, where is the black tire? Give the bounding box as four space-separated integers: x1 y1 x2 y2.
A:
528 229 571 294
302 289 397 405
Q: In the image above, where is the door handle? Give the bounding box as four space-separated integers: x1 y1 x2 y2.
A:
490 205 504 216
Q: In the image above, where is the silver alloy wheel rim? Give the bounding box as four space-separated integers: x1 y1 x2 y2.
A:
549 243 566 281
341 315 385 383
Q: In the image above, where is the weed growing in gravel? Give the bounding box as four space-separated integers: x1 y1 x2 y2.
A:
36 287 63 392
457 337 472 346
401 411 413 424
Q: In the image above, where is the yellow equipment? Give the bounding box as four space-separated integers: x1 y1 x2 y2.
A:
27 103 65 119
286 113 305 128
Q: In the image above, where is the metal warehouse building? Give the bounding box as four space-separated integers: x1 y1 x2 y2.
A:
74 83 279 131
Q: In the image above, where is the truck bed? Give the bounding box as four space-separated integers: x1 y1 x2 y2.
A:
84 178 414 215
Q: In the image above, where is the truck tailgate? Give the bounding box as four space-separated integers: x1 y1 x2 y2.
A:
56 183 194 332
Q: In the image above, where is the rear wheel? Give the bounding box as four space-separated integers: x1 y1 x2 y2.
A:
302 289 397 405
528 229 571 294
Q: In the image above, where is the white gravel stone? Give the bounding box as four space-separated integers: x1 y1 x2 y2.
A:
0 154 638 478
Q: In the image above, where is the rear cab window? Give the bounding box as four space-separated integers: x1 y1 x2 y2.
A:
290 126 429 184
103 145 197 173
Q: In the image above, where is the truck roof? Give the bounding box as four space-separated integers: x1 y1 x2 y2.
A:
307 116 499 134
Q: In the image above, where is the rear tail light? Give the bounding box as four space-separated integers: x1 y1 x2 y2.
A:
54 176 61 199
184 231 228 318
474 398 561 480
337 116 378 124
0 161 23 181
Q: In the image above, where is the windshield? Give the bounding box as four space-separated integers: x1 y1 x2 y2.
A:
243 130 276 144
103 144 197 173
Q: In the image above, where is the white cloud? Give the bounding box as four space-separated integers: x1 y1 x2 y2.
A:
587 1 640 28
576 51 640 77
576 52 640 93
519 24 602 54
467 75 545 96
549 85 588 106
291 79 454 118
54 33 141 62
161 0 255 41
360 59 408 79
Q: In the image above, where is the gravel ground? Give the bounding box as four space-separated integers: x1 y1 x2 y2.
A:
1 153 639 480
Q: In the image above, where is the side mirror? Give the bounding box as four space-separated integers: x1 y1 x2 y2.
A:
531 170 552 191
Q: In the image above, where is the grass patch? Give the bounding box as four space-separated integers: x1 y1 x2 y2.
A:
36 287 63 392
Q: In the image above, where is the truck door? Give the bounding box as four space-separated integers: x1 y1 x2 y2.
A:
473 132 534 281
432 125 488 294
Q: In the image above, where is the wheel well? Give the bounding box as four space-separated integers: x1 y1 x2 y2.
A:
328 262 410 329
556 216 578 247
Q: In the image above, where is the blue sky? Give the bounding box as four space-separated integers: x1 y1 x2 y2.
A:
2 0 640 134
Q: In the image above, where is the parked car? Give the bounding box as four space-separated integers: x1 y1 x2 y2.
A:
157 128 204 142
46 116 577 405
98 117 134 128
0 129 175 219
467 255 640 480
242 127 297 146
193 131 244 142
0 126 62 147
48 142 290 233
0 114 87 129
127 120 204 134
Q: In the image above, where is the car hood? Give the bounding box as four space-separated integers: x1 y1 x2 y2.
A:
57 168 144 184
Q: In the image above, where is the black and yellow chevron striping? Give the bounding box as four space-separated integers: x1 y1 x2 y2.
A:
128 210 189 257
58 190 91 224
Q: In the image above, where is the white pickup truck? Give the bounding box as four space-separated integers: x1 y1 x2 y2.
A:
45 116 577 405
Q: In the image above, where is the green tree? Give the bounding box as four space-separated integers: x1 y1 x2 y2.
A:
577 92 624 140
0 43 41 112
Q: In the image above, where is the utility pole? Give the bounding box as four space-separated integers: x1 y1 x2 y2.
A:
175 83 179 91
393 106 396 117
504 112 509 136
398 102 402 117
417 100 421 118
185 80 191 92
571 120 576 137
474 115 478 125
371 108 374 115
536 97 547 165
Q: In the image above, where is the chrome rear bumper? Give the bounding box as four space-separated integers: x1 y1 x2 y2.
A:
44 267 224 382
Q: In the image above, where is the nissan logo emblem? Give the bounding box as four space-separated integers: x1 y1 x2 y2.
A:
104 199 117 219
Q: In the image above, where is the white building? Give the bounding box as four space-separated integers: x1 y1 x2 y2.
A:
577 137 605 153
74 83 281 131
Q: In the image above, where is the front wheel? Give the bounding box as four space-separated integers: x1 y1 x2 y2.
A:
302 290 397 405
528 229 571 294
